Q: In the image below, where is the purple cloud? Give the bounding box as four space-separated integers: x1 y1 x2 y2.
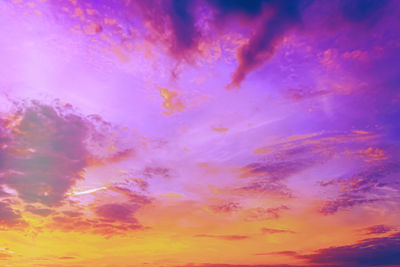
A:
25 205 53 217
300 232 400 266
361 224 395 235
0 200 26 228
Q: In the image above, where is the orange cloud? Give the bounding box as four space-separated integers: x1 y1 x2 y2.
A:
211 126 228 133
86 148 135 167
158 87 186 115
252 146 271 155
112 45 130 62
359 147 386 162
343 49 369 62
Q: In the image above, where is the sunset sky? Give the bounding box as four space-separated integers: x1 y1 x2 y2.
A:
0 0 400 266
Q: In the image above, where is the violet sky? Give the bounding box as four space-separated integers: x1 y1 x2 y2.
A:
0 0 400 266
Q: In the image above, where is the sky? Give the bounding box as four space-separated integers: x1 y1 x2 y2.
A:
0 0 400 266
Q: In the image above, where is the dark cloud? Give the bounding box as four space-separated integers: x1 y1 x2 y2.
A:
168 0 200 56
254 251 299 257
142 166 172 179
235 147 322 197
195 234 249 241
208 0 266 16
0 102 90 206
108 186 153 204
318 162 400 215
284 88 330 101
130 0 312 85
340 0 389 24
50 205 146 237
239 140 329 182
356 162 400 182
95 203 139 223
319 195 380 215
134 0 200 61
225 1 305 89
245 205 289 221
239 161 307 181
0 100 133 207
173 264 310 267
113 171 150 192
62 210 83 217
58 256 75 260
91 221 145 236
300 232 400 266
25 205 53 217
237 181 292 198
361 224 395 235
220 0 392 88
209 202 241 213
254 233 400 266
131 178 149 191
58 188 153 236
0 201 26 228
44 0 396 89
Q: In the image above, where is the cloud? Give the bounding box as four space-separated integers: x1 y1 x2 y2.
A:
0 201 26 228
238 161 306 181
195 234 249 241
133 0 310 85
255 232 400 266
211 126 229 133
254 251 299 257
283 88 330 101
339 0 389 26
135 0 200 61
261 227 295 234
45 186 152 236
58 256 75 260
62 210 83 217
0 100 135 207
361 224 395 235
318 161 400 214
173 264 309 267
222 0 306 88
108 186 153 205
0 102 91 206
95 203 139 223
158 87 186 115
25 205 53 217
359 147 386 162
0 187 10 198
209 202 241 213
234 143 325 198
238 135 333 182
319 196 380 215
49 205 147 237
244 205 289 221
86 148 135 167
0 252 11 260
300 232 400 266
236 181 292 198
142 165 172 179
